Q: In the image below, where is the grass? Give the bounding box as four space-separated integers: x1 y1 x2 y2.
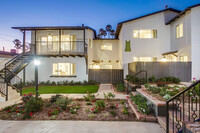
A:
22 85 99 95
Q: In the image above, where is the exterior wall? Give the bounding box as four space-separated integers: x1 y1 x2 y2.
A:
18 56 88 82
119 12 172 77
170 11 191 61
91 39 121 69
86 29 95 67
191 6 200 79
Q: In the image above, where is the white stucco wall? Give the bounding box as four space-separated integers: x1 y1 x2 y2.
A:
191 6 200 79
18 57 88 82
170 11 191 61
90 39 121 69
119 11 172 77
86 29 95 67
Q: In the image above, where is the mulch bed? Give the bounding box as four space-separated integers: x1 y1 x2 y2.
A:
0 99 137 121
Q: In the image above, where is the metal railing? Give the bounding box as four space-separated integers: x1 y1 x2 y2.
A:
35 41 85 55
0 74 7 99
133 70 148 83
166 80 200 133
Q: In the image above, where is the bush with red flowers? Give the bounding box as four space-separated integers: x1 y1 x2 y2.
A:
21 93 34 103
48 108 60 116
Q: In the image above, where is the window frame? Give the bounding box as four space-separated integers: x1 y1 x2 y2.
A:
100 43 112 51
133 29 157 39
176 23 183 39
52 63 76 76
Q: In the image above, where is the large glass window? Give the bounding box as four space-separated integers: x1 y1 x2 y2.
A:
53 63 76 75
133 30 157 39
101 43 112 50
36 30 59 53
133 57 157 62
176 24 183 38
61 34 76 51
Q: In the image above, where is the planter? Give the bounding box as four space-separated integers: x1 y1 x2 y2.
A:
136 89 173 117
128 96 157 122
124 80 141 92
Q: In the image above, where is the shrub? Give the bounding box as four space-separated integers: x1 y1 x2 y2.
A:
120 100 125 105
95 100 105 111
110 110 117 116
48 108 60 116
50 94 61 103
88 114 96 118
51 81 56 85
157 77 167 82
163 94 171 100
23 96 44 119
88 80 99 85
148 76 157 83
70 108 77 114
148 86 161 94
130 94 153 115
83 91 96 101
63 80 69 85
144 83 150 89
55 96 72 110
45 80 51 86
86 102 93 105
21 93 34 103
116 83 125 92
172 77 181 84
103 92 116 100
110 105 117 109
122 107 129 115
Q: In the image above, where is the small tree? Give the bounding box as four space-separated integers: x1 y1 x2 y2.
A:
13 39 22 53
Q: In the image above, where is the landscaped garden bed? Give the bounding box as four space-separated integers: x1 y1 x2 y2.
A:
132 83 187 116
127 92 157 122
0 92 136 121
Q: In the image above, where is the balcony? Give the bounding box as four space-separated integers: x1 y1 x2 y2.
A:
35 41 85 56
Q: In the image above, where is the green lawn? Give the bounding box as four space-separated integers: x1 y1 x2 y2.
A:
22 85 99 95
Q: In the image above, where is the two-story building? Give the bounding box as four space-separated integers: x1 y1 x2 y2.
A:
10 3 200 83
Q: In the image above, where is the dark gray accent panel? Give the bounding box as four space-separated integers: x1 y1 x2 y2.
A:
89 69 123 84
128 62 192 82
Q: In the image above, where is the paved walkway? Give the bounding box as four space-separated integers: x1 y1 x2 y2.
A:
0 120 164 133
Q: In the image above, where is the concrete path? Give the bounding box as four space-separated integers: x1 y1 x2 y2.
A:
0 120 165 133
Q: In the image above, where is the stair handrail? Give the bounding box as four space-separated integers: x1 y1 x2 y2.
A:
5 54 22 67
5 68 22 96
132 70 148 83
166 79 200 133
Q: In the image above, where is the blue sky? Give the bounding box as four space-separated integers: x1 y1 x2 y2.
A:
0 0 199 51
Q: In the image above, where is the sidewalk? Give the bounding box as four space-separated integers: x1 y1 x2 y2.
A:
0 120 165 133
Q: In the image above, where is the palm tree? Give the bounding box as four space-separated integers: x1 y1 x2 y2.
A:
99 28 104 39
106 24 112 38
110 29 115 38
103 30 107 38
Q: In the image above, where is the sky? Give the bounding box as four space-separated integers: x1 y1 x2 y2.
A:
0 0 199 51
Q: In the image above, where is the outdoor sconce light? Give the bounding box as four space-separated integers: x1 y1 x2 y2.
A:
34 59 40 66
160 56 168 62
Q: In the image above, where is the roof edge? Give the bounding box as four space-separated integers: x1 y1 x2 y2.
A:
166 3 200 24
115 8 181 38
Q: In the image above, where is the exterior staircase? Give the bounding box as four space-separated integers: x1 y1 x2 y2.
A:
0 54 33 101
